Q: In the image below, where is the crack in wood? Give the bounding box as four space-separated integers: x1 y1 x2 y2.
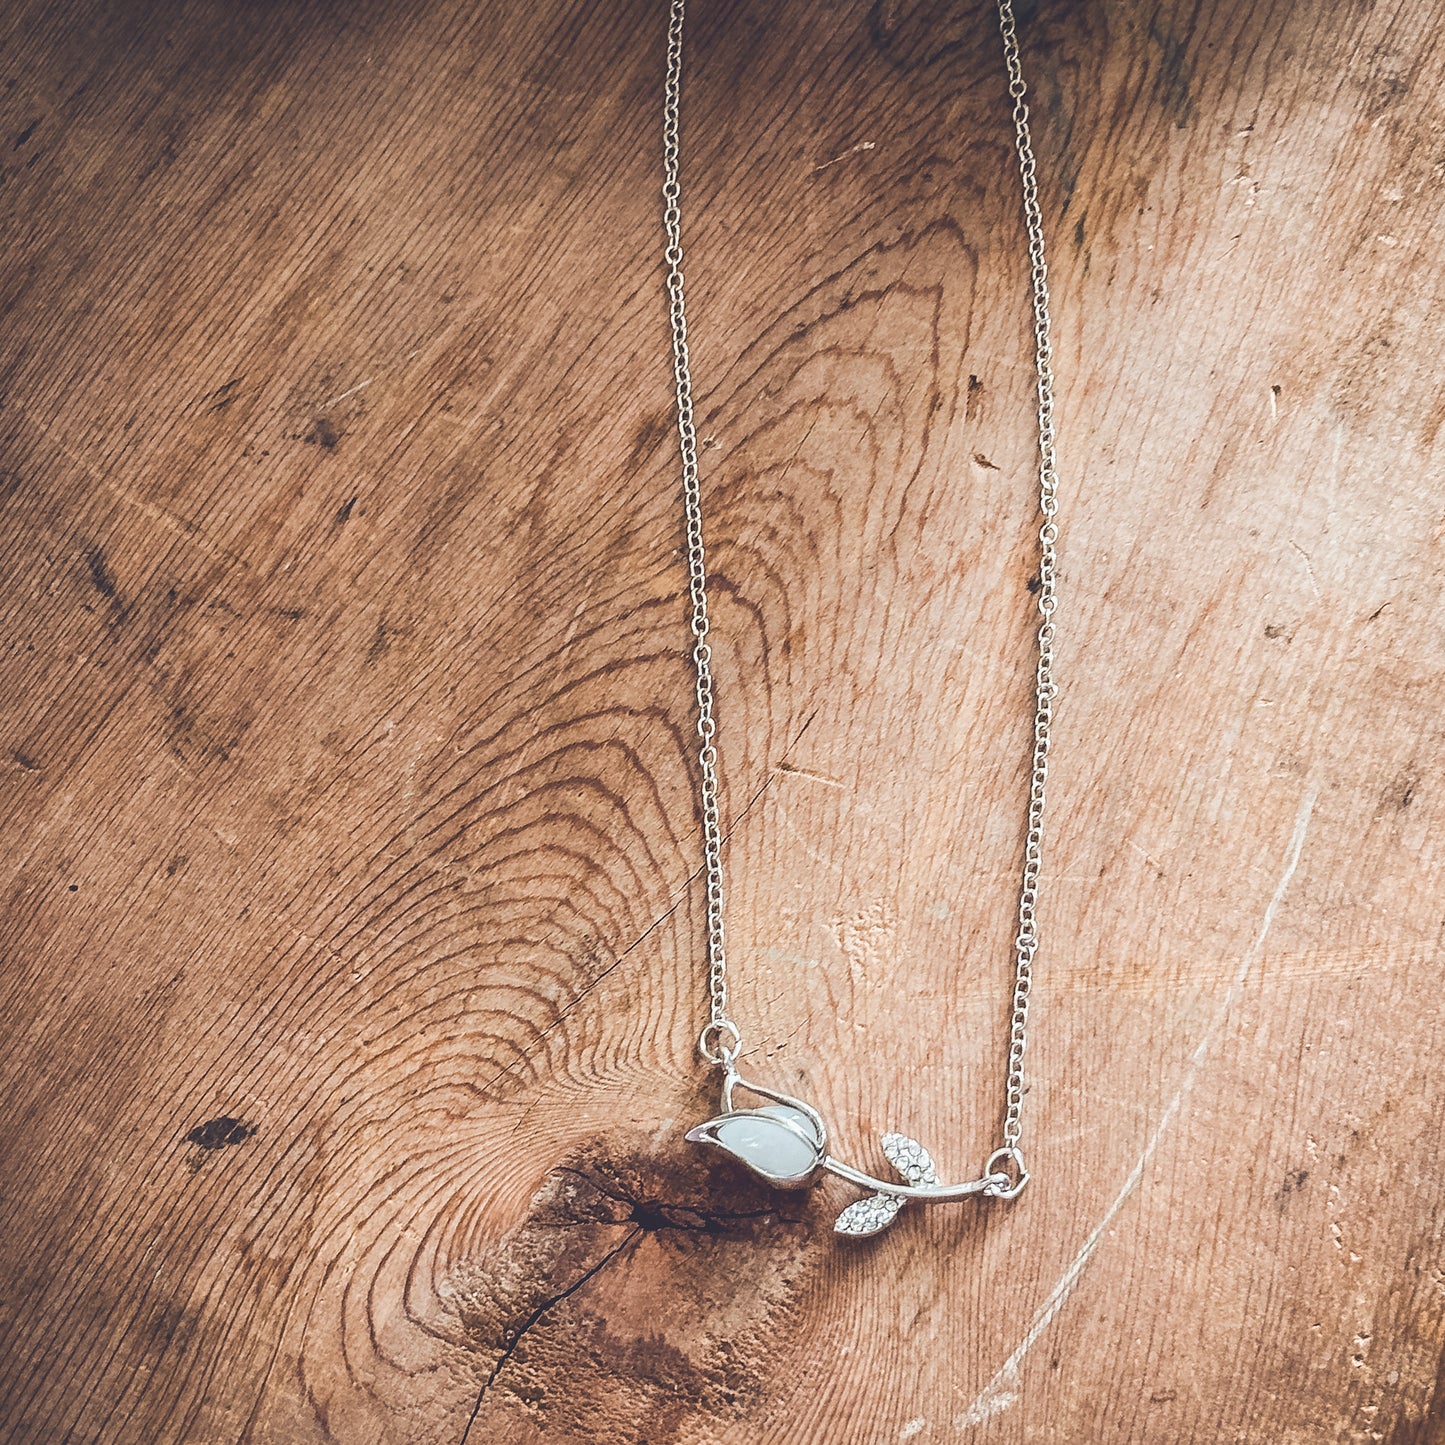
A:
552 1166 804 1233
459 1224 645 1445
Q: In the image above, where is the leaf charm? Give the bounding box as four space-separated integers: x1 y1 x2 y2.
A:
834 1192 904 1237
881 1132 938 1187
833 1131 939 1236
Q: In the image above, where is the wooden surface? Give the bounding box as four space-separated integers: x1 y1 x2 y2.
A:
1 1 1442 1441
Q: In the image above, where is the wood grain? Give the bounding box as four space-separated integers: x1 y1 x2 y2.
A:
1 1 1442 1441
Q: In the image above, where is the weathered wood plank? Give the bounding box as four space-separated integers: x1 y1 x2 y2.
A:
1 1 1441 1441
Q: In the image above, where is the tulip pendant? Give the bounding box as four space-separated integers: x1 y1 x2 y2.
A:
686 1063 1027 1237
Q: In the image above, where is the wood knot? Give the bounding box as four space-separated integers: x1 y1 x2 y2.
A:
451 1136 823 1444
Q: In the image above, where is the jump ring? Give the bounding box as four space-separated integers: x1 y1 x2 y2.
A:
983 1146 1030 1200
697 1019 741 1066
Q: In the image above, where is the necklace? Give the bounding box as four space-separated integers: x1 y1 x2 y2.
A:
663 0 1060 1237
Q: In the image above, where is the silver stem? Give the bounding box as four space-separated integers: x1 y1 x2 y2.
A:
822 1157 1006 1201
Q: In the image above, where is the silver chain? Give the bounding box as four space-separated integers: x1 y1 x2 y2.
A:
662 0 738 1069
994 0 1060 1157
663 0 1060 1167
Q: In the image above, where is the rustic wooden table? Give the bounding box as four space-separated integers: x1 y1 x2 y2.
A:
2 1 1441 1441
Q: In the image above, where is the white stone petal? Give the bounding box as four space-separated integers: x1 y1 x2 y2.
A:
756 1103 823 1145
707 1111 821 1183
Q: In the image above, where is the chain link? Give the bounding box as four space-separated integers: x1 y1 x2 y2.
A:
663 0 1062 1163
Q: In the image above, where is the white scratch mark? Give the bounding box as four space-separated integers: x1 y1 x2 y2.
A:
954 784 1318 1431
323 377 374 407
954 1373 1020 1429
814 139 876 172
1226 169 1260 207
1290 541 1322 600
899 1418 928 1441
774 762 846 790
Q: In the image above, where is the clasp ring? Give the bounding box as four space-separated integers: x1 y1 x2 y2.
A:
697 1019 741 1066
983 1146 1030 1200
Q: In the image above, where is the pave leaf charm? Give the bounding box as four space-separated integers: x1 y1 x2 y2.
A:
833 1191 904 1237
882 1132 939 1187
833 1132 940 1237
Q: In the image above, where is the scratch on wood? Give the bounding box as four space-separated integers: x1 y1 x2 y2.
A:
322 377 374 407
813 139 875 172
955 1371 1019 1428
774 761 846 789
955 784 1318 1429
6 394 248 567
1289 541 1322 600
